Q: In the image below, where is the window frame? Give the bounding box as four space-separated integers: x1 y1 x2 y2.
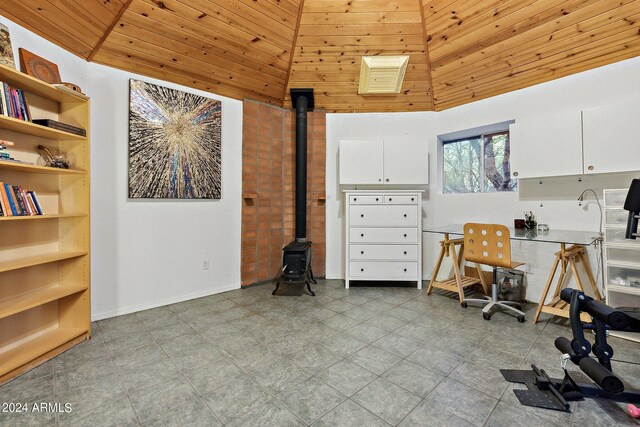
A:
439 124 516 194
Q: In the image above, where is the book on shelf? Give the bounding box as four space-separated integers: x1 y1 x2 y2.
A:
0 182 43 216
0 143 34 165
28 190 43 215
31 119 86 136
0 81 30 122
11 185 28 215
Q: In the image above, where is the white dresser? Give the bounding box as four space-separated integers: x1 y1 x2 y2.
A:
603 188 640 342
344 190 423 289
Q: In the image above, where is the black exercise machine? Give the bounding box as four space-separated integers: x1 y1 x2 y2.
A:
502 288 640 411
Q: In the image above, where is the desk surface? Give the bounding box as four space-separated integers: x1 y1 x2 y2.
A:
423 224 598 246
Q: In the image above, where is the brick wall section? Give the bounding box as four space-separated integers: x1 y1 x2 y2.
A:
241 100 326 287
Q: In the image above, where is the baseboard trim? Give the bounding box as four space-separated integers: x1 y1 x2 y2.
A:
91 283 241 321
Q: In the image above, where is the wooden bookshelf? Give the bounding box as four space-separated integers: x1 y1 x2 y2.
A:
0 115 86 141
0 160 86 174
0 64 90 384
0 213 87 222
0 328 88 381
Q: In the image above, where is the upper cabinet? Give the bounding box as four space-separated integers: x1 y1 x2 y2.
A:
509 111 583 179
510 99 640 179
339 139 428 185
582 100 640 175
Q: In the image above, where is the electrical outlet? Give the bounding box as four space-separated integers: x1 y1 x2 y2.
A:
202 260 210 270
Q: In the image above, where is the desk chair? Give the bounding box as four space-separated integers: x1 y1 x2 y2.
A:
462 223 526 322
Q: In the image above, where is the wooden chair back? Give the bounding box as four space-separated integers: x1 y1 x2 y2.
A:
463 223 512 269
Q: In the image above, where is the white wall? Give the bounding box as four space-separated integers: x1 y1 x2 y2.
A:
327 57 640 303
2 18 243 320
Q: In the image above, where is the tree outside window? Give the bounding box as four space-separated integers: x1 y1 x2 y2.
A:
442 131 517 194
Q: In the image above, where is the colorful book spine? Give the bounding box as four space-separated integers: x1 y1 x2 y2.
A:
2 83 12 117
0 182 11 217
11 185 27 215
3 183 17 216
18 90 30 121
28 191 43 215
19 187 33 215
25 192 37 215
0 83 5 116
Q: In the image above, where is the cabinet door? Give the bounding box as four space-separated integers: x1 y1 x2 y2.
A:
383 139 429 184
509 111 583 178
339 140 383 184
583 101 640 174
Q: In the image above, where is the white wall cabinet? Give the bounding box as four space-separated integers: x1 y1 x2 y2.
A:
510 100 640 179
339 139 428 185
603 188 640 343
583 100 640 175
509 111 583 179
344 190 423 289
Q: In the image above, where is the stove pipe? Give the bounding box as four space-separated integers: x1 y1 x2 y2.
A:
290 89 314 242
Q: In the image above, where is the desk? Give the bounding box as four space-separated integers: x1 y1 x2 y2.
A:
423 224 602 322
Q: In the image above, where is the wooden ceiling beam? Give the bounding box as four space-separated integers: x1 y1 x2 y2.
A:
87 0 134 62
282 0 306 107
419 0 435 111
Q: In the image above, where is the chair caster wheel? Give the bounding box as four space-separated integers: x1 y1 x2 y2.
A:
517 315 526 323
461 302 467 308
483 312 491 320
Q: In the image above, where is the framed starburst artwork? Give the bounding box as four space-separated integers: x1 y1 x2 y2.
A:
128 79 222 199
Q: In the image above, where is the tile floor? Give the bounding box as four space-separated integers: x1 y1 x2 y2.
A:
1 279 639 426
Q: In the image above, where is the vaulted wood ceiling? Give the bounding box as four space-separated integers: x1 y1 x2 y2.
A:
2 1 640 112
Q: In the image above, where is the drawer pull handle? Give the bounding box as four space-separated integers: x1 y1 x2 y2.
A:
403 251 407 255
361 233 364 237
378 178 382 182
389 198 393 201
360 251 364 254
361 268 364 272
404 234 407 237
403 214 407 218
361 214 364 218
403 268 407 272
386 179 390 182
411 198 414 201
375 198 379 201
354 198 357 201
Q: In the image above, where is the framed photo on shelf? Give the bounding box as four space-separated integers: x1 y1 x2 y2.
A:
18 48 61 83
0 23 15 69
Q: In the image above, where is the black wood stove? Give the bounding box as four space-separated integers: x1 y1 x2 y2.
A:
273 89 317 296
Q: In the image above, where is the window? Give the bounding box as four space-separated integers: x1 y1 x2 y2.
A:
442 130 517 194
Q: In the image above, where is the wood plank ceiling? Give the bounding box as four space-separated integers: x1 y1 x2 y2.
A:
1 0 639 112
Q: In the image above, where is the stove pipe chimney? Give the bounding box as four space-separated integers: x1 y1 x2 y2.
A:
290 88 314 242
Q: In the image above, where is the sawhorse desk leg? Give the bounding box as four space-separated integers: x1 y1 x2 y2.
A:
533 243 601 323
427 233 481 304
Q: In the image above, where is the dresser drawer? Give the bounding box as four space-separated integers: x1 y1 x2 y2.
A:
350 228 418 243
349 195 383 204
350 244 418 261
350 205 418 227
350 261 417 278
384 195 418 205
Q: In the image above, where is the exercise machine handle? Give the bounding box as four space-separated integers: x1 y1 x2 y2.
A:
585 300 630 330
578 357 624 394
560 287 575 303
